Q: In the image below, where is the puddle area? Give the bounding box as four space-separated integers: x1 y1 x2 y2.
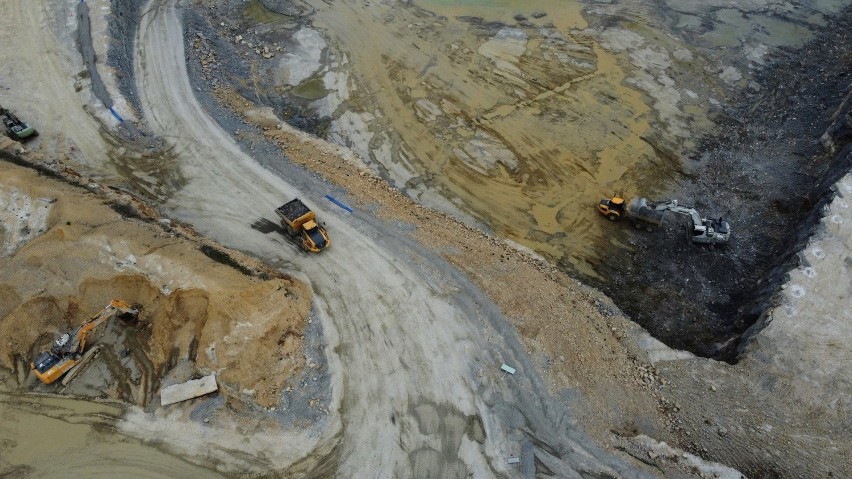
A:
0 392 220 477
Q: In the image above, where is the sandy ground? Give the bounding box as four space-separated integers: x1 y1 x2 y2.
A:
0 0 849 477
0 154 317 475
0 158 310 406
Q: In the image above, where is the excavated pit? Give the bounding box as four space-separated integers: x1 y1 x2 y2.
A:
198 1 851 361
0 160 312 408
102 0 850 363
589 17 852 361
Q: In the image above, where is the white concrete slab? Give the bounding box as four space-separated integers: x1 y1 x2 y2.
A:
160 374 218 406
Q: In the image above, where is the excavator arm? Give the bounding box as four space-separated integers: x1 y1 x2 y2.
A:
72 299 137 353
665 205 706 232
33 299 139 385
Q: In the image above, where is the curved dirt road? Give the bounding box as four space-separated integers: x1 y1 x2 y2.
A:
130 0 649 476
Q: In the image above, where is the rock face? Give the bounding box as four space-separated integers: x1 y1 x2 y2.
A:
746 173 852 417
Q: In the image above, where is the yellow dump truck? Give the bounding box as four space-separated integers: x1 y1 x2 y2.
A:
275 198 330 253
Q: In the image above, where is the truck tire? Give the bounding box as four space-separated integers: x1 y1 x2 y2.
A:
607 213 619 221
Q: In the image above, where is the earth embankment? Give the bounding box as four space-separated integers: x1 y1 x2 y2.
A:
0 155 311 409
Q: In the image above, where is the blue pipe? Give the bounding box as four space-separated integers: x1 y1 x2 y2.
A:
325 195 353 213
109 107 124 123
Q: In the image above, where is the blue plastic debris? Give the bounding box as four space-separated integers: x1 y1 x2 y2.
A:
325 194 353 212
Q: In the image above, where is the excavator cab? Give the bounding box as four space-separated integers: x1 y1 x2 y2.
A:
713 217 730 235
597 196 626 221
32 351 61 376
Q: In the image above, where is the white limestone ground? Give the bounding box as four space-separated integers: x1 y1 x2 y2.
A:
753 173 851 412
274 27 326 87
0 187 53 258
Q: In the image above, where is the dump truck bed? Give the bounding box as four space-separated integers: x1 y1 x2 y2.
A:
627 197 666 225
275 198 312 223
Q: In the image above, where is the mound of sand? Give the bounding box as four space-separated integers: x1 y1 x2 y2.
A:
0 158 311 407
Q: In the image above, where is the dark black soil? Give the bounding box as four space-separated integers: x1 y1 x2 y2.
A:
106 0 145 119
588 8 852 361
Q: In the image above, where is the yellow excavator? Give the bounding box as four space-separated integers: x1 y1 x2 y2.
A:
31 299 139 385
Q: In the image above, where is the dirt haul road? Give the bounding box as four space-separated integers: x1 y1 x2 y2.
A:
129 0 645 476
0 0 116 175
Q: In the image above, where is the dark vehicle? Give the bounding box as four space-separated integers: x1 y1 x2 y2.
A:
1 106 38 140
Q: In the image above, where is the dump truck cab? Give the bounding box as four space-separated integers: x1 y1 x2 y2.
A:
597 196 626 221
301 219 329 252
